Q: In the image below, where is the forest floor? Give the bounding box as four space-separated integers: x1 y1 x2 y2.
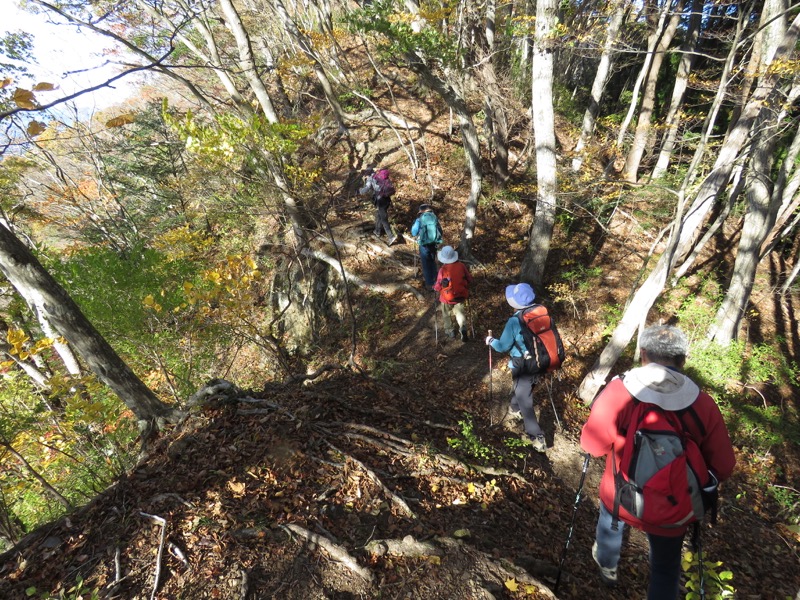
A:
1 58 799 598
1 191 798 599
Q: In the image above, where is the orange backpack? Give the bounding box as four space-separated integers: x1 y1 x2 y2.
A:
439 263 469 303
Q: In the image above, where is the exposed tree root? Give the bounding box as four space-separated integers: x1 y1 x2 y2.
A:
365 534 442 558
324 441 417 519
303 248 424 299
280 522 374 583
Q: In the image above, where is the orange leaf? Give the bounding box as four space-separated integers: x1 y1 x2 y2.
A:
32 82 57 91
0 77 12 90
106 113 136 128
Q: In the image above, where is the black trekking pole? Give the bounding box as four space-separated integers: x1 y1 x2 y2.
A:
554 452 591 595
692 522 706 600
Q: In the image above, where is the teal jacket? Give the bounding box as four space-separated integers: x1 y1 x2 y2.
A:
489 312 528 362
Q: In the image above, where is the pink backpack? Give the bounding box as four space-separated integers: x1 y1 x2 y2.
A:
374 169 396 197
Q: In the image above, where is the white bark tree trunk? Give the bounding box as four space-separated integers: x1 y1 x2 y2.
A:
217 0 280 123
571 0 628 172
521 0 557 287
651 0 701 179
622 0 684 183
614 0 672 151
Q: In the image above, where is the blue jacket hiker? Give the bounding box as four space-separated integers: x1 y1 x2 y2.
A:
410 204 442 289
485 283 547 453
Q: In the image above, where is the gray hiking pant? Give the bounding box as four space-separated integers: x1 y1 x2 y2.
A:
374 207 394 239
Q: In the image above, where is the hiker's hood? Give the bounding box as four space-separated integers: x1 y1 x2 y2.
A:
622 363 699 410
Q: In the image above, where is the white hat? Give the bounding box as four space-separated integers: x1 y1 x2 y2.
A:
437 246 458 264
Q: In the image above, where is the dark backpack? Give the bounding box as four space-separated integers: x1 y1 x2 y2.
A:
439 263 469 303
417 211 442 245
374 169 396 197
612 396 708 530
513 305 566 375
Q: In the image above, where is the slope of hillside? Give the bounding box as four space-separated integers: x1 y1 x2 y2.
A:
1 56 798 599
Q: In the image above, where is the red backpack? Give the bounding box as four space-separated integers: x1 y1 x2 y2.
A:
612 397 709 530
439 263 469 303
516 305 565 374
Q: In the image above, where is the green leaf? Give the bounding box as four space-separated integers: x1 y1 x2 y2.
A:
719 571 734 580
25 587 37 597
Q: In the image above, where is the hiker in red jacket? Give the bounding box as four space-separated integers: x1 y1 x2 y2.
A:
433 246 472 341
580 324 736 599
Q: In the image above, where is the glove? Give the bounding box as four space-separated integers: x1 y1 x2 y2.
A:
485 336 495 346
701 471 719 524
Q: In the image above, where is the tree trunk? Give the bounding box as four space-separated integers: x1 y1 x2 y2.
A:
521 0 557 287
577 12 800 402
131 0 253 114
650 0 701 179
571 0 628 172
406 56 482 259
622 0 684 183
708 84 800 344
217 0 280 123
0 225 179 427
614 0 672 151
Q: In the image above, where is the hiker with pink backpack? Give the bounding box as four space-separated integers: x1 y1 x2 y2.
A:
433 246 472 342
359 166 398 245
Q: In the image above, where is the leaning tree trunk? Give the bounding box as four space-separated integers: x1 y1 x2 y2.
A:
217 0 280 123
0 224 179 427
650 0 701 179
622 0 684 183
571 0 628 172
520 0 557 287
708 85 800 344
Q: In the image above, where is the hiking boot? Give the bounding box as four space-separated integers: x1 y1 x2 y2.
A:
507 407 523 421
460 328 468 342
592 542 618 586
522 434 547 453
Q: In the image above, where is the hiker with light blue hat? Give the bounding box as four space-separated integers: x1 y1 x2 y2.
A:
485 282 547 452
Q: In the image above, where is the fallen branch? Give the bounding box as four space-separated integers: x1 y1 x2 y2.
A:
280 522 374 583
